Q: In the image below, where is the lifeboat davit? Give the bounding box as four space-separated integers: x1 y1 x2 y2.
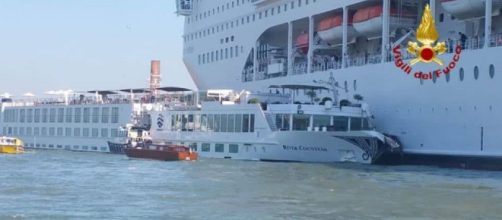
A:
295 33 309 54
440 0 500 20
352 5 416 39
317 15 358 45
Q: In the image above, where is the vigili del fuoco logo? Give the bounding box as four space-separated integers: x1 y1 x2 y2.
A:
392 4 462 80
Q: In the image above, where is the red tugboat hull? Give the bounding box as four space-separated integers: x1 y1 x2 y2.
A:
125 145 198 161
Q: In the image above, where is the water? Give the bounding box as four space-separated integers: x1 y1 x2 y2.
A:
1 150 502 220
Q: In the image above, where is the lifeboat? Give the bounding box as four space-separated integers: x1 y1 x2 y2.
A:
352 5 416 39
440 0 500 20
317 15 358 45
295 33 309 54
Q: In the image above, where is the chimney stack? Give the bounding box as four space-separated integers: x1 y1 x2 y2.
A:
150 60 161 95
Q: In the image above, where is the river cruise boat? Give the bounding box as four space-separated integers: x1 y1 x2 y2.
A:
142 84 400 164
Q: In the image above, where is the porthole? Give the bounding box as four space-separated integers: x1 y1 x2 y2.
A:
474 66 479 80
459 68 464 81
490 64 495 79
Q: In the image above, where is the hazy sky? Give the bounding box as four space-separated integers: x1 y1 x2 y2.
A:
0 0 195 97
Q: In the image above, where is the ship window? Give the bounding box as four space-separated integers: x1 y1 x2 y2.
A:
65 108 72 123
353 80 357 91
459 68 464 81
101 107 109 123
474 66 479 80
275 114 290 131
111 107 119 123
242 114 250 132
27 109 33 123
82 146 89 150
49 108 56 123
57 145 62 149
49 144 54 148
57 108 64 123
228 114 235 132
490 64 495 78
19 109 25 123
42 109 48 123
189 143 198 151
291 2 294 9
250 114 255 132
350 118 363 131
83 107 90 123
446 72 450 82
202 143 210 152
234 114 242 132
362 119 371 130
92 107 100 123
91 146 98 151
91 128 99 137
34 109 40 123
214 114 221 132
207 114 214 132
49 127 55 136
34 127 40 136
110 128 117 137
432 72 437 83
100 147 107 152
332 116 348 131
229 144 238 153
439 13 444 22
292 114 309 131
65 128 71 136
230 47 234 58
83 128 90 137
74 128 81 137
313 115 330 129
215 144 224 152
57 127 63 136
101 128 108 138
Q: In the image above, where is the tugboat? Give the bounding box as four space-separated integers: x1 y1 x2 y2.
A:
0 136 24 154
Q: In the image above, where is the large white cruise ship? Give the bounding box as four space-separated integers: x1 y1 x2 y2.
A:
176 0 502 164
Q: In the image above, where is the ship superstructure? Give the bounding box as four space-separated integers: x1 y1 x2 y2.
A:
177 0 502 159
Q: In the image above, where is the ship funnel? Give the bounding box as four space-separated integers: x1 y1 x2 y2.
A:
150 60 161 96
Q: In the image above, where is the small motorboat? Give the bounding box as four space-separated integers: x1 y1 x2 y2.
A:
125 142 198 161
0 136 24 154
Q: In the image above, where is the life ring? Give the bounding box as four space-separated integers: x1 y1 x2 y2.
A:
362 152 370 161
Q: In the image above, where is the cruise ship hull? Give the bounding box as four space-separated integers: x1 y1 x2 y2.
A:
244 47 502 160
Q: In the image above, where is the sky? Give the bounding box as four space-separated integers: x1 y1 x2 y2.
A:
0 0 195 98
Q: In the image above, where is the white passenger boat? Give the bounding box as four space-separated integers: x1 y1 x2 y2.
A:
143 82 400 164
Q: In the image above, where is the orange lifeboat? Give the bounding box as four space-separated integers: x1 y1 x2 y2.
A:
295 33 309 54
352 5 415 39
317 15 358 44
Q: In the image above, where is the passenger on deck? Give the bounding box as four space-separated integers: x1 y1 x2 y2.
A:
459 32 467 49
